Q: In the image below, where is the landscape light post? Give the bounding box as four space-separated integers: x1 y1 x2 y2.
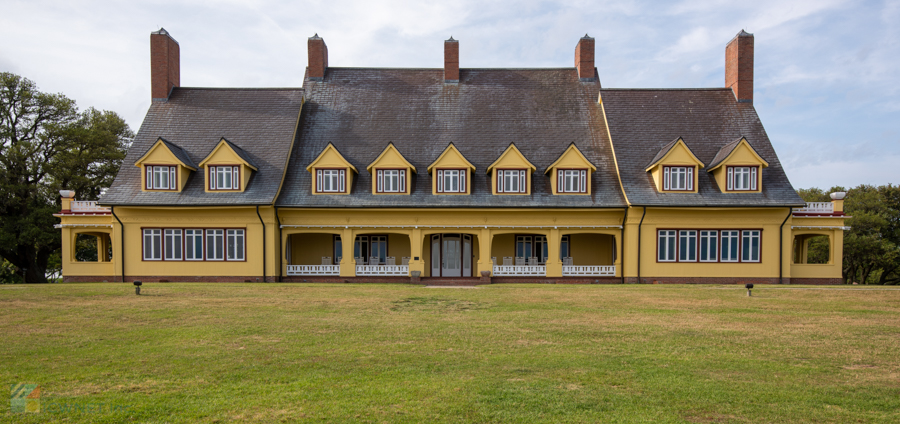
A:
745 283 754 297
134 281 142 295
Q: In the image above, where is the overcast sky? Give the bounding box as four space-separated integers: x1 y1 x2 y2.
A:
2 0 897 190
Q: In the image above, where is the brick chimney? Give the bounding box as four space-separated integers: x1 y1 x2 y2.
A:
444 36 459 83
308 34 328 80
575 34 595 81
150 28 180 101
726 30 754 103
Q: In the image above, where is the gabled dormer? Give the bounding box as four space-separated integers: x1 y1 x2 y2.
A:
707 137 768 193
306 143 356 195
134 137 197 192
487 143 536 195
198 138 259 193
545 143 596 195
366 143 415 195
428 143 476 195
645 137 705 193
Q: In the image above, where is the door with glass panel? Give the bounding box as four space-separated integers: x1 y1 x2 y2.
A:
430 234 473 277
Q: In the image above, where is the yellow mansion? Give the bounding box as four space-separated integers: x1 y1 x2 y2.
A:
56 29 847 284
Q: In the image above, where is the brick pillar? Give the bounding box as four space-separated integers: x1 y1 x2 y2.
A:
308 34 328 80
726 30 754 103
150 28 180 101
444 37 459 83
574 34 595 81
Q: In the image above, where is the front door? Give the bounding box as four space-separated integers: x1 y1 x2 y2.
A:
430 234 473 277
442 235 462 277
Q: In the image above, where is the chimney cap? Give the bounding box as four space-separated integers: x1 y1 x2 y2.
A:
736 29 753 37
446 36 457 42
151 27 179 44
309 33 322 40
581 33 593 39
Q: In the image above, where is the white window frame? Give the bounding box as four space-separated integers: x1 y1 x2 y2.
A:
557 169 588 193
699 230 718 262
226 229 245 261
728 166 757 191
164 229 183 261
437 169 466 193
658 230 676 262
678 230 697 262
317 169 346 193
376 169 406 193
741 230 761 262
209 165 241 190
185 229 204 261
663 166 693 191
497 169 527 193
720 230 740 262
146 165 177 190
143 229 162 260
206 229 224 261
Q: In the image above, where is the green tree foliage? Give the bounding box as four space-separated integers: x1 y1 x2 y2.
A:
0 72 132 283
798 184 900 284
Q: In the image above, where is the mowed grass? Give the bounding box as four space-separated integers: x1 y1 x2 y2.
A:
1 283 899 423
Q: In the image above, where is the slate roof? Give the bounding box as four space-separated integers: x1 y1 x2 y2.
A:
101 87 304 205
707 137 764 170
645 137 703 169
155 137 197 169
599 88 804 207
277 67 628 208
220 138 259 170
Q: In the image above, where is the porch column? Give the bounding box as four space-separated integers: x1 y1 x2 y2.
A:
339 228 356 277
546 228 563 277
477 228 493 276
408 228 425 276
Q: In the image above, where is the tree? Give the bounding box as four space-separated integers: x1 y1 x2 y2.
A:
0 72 132 283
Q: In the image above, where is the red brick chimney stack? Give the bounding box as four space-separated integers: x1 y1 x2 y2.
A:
726 30 754 103
308 34 328 80
444 36 459 83
150 28 180 101
575 34 595 81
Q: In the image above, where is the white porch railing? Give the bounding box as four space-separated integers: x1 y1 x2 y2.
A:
70 200 110 213
356 265 409 276
793 202 833 213
492 265 546 276
287 265 339 276
562 265 616 276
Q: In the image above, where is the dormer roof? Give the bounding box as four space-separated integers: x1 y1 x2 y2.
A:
134 137 198 170
487 143 537 174
544 143 596 174
706 137 769 171
644 137 704 171
427 143 476 173
199 138 259 170
306 143 357 173
366 142 417 173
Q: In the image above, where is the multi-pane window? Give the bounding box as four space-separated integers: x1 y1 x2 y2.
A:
145 166 177 190
143 229 162 260
341 235 389 264
316 169 346 193
516 235 533 259
560 236 570 260
164 229 182 260
206 229 224 261
658 230 677 262
678 230 697 262
226 229 245 261
185 229 204 261
727 166 758 191
658 229 760 263
370 236 387 264
209 166 241 190
376 169 406 193
557 169 588 193
699 230 718 262
437 169 466 193
663 166 694 191
497 169 527 193
333 235 343 264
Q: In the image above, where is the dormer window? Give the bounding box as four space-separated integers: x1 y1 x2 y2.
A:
376 169 406 193
663 166 694 191
316 169 346 193
557 169 587 193
727 166 757 191
497 169 527 193
209 166 241 190
146 165 177 190
437 169 466 193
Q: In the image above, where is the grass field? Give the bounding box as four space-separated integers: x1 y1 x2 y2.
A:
1 283 899 423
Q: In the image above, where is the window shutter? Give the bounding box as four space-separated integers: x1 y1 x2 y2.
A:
557 170 564 193
687 167 693 191
170 167 176 190
750 167 757 190
497 171 503 193
727 168 733 190
146 167 152 189
663 167 670 190
459 170 466 193
437 170 443 193
316 170 322 192
399 170 406 192
339 169 345 192
520 170 526 193
209 167 215 190
580 170 587 193
376 170 383 192
232 166 239 189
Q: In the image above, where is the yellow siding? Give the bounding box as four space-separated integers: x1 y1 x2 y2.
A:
569 233 614 265
289 233 334 265
548 147 593 195
647 142 702 193
430 146 474 195
710 142 767 193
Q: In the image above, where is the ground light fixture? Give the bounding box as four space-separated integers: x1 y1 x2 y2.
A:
134 281 142 295
745 283 754 297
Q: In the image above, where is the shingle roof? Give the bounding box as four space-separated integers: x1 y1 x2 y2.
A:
155 137 197 169
277 68 628 208
219 138 259 170
706 137 767 170
599 88 804 207
100 88 303 205
645 137 704 170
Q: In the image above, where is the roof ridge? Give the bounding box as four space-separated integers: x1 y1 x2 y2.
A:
600 87 731 91
174 87 304 91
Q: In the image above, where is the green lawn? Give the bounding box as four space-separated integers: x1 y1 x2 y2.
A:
1 283 899 423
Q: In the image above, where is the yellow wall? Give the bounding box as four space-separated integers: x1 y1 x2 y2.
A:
309 147 354 195
647 144 701 193
429 147 473 195
548 148 593 195
368 147 414 195
201 142 254 193
789 216 844 280
569 233 614 265
710 142 765 193
489 147 534 195
137 143 192 192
